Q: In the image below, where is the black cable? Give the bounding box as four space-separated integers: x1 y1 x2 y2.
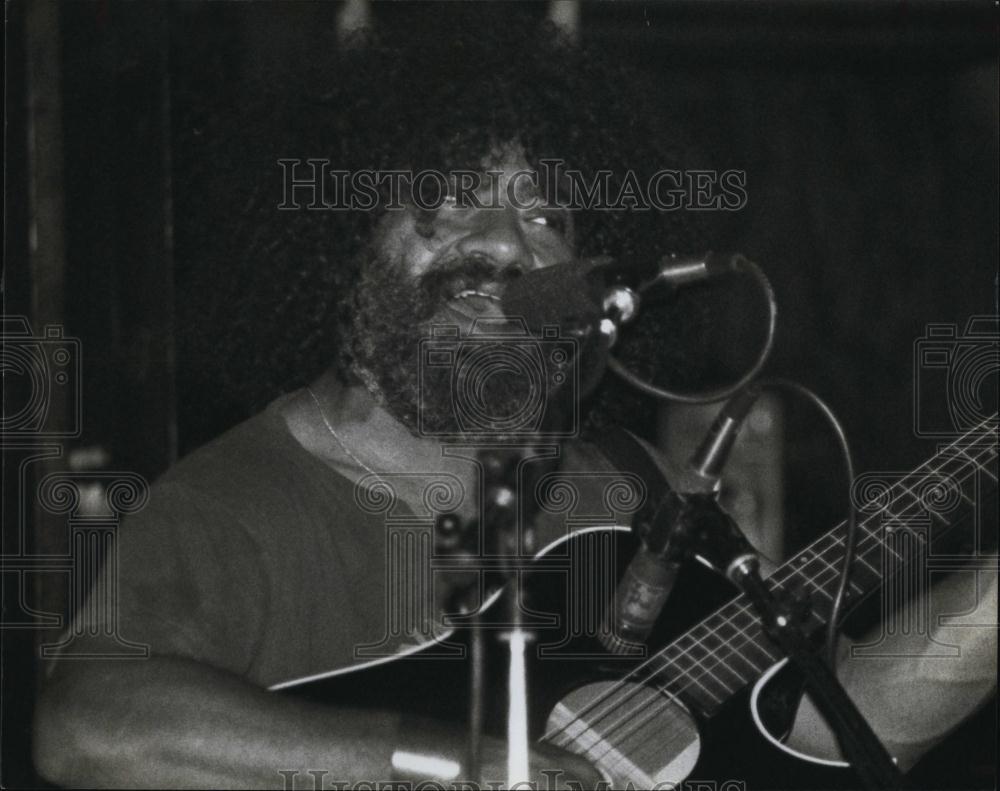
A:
607 254 777 404
759 378 858 667
607 252 854 664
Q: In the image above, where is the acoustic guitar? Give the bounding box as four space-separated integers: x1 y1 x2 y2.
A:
277 415 997 789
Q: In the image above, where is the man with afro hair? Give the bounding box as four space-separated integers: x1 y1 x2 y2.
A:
34 12 996 789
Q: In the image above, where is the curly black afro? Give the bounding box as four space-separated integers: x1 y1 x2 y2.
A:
174 9 724 448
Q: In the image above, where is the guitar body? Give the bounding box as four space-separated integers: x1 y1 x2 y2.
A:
281 417 997 789
283 530 850 789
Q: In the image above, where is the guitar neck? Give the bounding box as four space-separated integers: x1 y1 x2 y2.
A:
644 415 999 718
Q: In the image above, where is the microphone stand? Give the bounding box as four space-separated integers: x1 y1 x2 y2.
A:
439 310 605 786
466 607 486 783
437 448 526 788
579 255 895 784
434 511 486 784
480 447 533 789
680 498 905 790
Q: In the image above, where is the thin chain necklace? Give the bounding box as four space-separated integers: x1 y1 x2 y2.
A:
306 386 379 477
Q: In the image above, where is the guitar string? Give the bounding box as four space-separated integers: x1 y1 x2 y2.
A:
557 522 876 765
586 445 996 780
594 504 955 775
565 426 997 773
580 432 997 779
592 496 928 748
599 489 988 784
542 417 997 774
548 412 998 744
542 416 997 752
544 441 991 767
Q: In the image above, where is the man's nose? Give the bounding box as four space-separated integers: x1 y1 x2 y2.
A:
455 208 536 272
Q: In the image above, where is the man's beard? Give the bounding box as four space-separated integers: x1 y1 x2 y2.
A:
347 251 543 441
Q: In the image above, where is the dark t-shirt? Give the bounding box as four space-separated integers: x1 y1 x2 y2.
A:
55 396 638 689
60 396 445 688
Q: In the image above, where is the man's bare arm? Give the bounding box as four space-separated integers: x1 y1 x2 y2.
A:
34 655 601 789
34 656 410 788
787 569 998 771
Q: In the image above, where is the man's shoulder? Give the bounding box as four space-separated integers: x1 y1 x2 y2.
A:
154 395 352 514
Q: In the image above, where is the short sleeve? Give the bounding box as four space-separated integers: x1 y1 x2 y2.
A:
47 480 270 680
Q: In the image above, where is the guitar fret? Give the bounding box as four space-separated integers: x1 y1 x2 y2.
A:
793 549 867 610
666 650 724 706
651 607 772 714
714 612 775 667
732 648 764 675
682 637 743 691
857 521 885 547
818 532 887 595
719 611 770 659
816 553 857 590
855 548 881 576
934 455 979 480
696 629 752 682
860 442 991 534
690 625 751 685
956 445 997 481
785 561 835 612
878 509 910 535
880 539 904 562
817 552 852 593
853 530 891 567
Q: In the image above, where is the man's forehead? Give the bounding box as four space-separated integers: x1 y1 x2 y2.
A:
467 140 570 205
470 163 539 204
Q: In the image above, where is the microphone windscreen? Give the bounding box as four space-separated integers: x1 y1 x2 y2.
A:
501 261 603 334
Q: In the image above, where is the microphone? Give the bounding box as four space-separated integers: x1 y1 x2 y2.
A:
500 257 605 334
501 253 738 343
598 386 761 654
590 252 738 294
598 486 686 655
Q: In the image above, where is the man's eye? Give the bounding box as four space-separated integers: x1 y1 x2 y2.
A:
439 194 476 214
527 212 567 234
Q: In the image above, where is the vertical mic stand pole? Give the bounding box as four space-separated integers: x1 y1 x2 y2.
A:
466 605 485 784
435 510 486 785
481 448 532 789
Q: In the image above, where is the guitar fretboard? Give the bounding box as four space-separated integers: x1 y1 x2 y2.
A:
645 415 999 717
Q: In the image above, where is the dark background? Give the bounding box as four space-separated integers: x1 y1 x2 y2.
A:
4 1 997 787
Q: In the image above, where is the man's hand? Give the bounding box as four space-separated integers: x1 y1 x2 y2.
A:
787 569 998 771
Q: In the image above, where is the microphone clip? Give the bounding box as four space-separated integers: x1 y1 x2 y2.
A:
639 489 760 585
682 493 760 584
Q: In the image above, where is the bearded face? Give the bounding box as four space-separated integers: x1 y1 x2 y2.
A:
348 249 551 438
344 145 578 440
